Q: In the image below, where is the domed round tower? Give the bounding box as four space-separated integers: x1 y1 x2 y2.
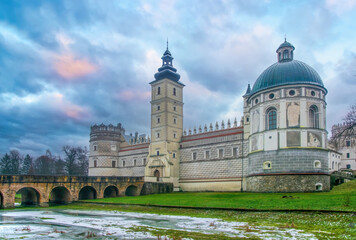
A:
88 123 125 176
245 39 329 192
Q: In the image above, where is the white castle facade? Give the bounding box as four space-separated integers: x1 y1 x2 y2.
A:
88 40 331 192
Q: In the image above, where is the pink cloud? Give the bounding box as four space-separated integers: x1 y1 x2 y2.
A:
116 90 151 101
50 92 91 121
54 54 97 79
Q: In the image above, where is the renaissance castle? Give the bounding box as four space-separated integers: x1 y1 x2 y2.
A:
88 40 330 192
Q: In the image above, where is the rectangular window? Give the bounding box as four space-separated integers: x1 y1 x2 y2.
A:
205 150 210 159
173 88 176 96
157 86 161 95
94 160 97 167
173 133 177 138
157 118 160 123
157 105 160 111
233 147 238 157
192 152 197 160
218 149 224 158
94 145 97 151
174 118 177 124
134 159 136 166
347 164 351 169
157 150 160 156
112 161 116 168
346 140 351 147
173 106 176 111
156 132 160 138
173 152 176 158
123 160 125 167
346 153 350 158
143 158 146 165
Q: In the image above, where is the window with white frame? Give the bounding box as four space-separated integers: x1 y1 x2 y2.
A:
263 161 272 169
315 183 323 191
205 150 210 159
218 149 224 158
309 105 319 128
232 147 238 157
314 160 321 168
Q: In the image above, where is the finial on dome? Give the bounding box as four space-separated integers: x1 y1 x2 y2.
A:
166 38 169 50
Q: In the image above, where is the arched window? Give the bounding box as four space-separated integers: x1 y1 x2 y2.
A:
283 50 289 59
173 88 176 96
278 52 281 61
309 105 319 128
266 108 277 130
157 87 161 95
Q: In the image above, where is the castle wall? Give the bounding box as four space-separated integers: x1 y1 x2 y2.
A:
247 149 329 192
118 143 149 177
179 127 249 191
246 174 330 192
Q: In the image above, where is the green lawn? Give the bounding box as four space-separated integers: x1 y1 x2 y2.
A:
86 180 356 211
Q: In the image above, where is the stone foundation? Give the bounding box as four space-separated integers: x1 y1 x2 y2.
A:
246 174 330 192
140 182 173 195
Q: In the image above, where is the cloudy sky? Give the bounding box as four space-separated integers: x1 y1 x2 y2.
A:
1 0 356 157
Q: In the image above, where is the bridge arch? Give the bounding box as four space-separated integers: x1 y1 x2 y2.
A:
16 187 41 206
0 190 3 208
125 185 139 196
50 186 71 204
78 186 97 200
104 185 119 198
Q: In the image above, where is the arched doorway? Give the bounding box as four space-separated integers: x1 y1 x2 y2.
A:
78 186 97 200
104 186 119 198
16 187 40 206
154 169 160 182
49 187 71 204
125 185 138 196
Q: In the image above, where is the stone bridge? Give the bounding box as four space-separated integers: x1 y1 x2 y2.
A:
0 175 173 208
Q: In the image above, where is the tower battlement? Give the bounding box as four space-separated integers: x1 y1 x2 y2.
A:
90 123 125 142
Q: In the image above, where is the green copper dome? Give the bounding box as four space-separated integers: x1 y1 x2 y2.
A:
251 40 324 95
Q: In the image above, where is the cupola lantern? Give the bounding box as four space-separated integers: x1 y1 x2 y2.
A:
276 38 295 62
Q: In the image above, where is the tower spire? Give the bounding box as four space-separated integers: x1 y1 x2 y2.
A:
166 38 169 50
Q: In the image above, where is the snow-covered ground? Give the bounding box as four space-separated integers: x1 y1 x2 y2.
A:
0 209 316 239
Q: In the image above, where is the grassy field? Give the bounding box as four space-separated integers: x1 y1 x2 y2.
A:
52 202 355 239
86 180 356 212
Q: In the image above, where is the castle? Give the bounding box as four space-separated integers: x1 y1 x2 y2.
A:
88 39 330 192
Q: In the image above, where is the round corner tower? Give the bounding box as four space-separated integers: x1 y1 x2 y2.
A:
88 123 125 176
245 39 329 192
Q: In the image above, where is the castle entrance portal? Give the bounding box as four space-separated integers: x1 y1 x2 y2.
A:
154 170 160 181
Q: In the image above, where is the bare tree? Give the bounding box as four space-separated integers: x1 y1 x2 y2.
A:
34 150 55 175
330 104 356 149
63 146 89 176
